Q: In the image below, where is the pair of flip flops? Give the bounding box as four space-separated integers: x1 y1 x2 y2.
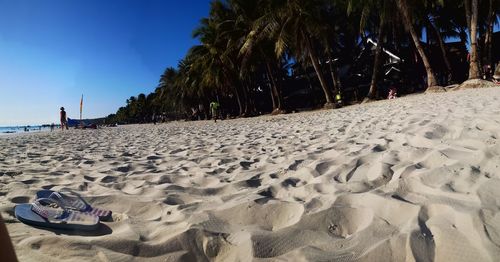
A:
15 189 112 231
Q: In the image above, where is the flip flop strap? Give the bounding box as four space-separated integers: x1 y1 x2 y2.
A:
31 198 68 220
50 191 90 212
31 200 50 219
60 189 91 209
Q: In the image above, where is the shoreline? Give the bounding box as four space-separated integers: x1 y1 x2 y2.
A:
0 129 51 138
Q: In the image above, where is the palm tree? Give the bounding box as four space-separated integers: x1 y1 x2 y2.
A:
482 0 498 70
237 0 296 113
191 9 246 116
272 0 336 107
135 94 147 122
240 34 285 113
154 67 179 113
464 0 481 79
219 0 270 115
348 0 394 100
397 0 439 88
425 2 455 84
318 0 355 95
128 96 138 122
368 0 389 100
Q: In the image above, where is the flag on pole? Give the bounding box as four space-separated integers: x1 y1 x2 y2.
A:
80 94 83 121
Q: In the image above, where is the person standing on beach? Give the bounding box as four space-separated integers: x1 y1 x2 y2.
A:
210 101 220 122
60 107 68 130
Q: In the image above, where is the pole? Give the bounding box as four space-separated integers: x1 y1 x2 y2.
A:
80 94 83 127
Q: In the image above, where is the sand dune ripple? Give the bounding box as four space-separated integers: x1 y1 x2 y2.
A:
2 88 500 261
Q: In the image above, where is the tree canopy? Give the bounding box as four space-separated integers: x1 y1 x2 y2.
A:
106 0 499 124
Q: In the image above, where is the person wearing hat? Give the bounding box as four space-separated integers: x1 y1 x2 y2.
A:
60 107 68 130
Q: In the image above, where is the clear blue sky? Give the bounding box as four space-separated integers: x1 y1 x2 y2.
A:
0 0 210 126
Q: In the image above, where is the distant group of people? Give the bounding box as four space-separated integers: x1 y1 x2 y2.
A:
188 101 221 122
151 113 170 124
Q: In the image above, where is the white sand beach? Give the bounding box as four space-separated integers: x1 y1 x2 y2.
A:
2 87 500 261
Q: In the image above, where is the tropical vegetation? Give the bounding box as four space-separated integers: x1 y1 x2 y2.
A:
106 0 499 124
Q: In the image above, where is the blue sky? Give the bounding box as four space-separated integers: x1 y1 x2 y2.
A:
0 2 498 126
0 0 210 126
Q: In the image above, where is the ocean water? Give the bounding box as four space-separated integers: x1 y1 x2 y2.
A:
0 125 52 135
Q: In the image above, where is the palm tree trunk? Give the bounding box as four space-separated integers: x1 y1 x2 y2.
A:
226 79 244 116
465 0 472 31
367 17 386 99
306 35 334 106
266 73 277 110
459 28 468 49
221 65 244 116
234 86 244 116
466 0 481 79
327 50 341 94
264 63 277 110
274 61 285 110
247 80 254 115
246 77 257 114
429 16 454 84
266 61 282 111
398 0 438 87
485 0 495 67
241 81 250 116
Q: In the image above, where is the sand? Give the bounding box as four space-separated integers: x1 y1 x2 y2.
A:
1 87 500 261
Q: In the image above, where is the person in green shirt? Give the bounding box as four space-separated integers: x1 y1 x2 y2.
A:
210 101 220 122
334 92 343 108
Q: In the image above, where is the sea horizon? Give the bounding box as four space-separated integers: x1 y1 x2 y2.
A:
0 125 54 135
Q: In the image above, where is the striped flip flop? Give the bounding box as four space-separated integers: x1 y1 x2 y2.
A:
15 198 100 231
36 189 112 221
